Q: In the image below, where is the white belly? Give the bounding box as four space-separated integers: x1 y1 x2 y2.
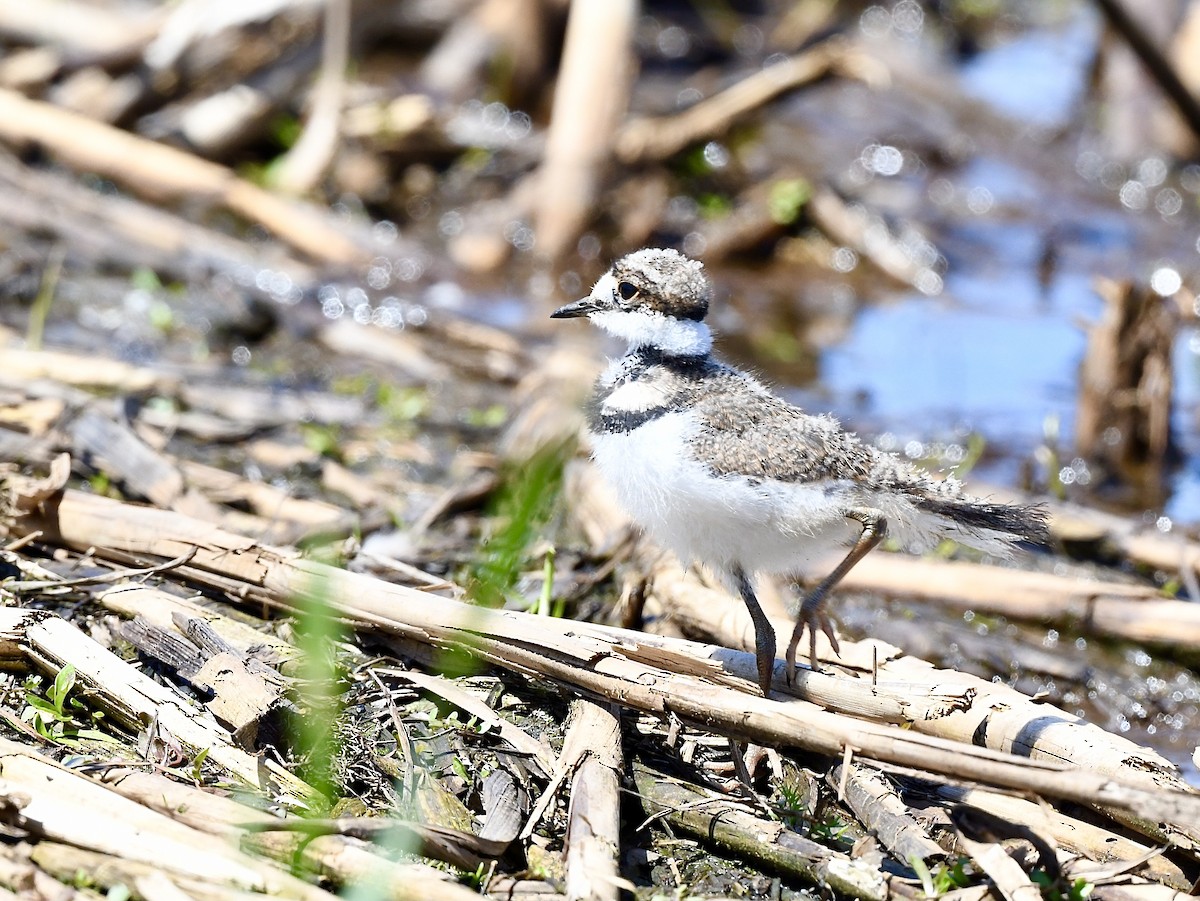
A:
589 413 861 577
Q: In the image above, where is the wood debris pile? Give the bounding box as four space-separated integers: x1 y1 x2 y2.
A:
0 1 1198 899
0 325 1197 900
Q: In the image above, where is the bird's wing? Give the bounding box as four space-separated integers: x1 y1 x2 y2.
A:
686 368 1048 546
686 370 879 484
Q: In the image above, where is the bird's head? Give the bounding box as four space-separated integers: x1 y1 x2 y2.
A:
551 248 713 356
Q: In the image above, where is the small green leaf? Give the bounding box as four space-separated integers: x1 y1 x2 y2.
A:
25 695 62 720
768 178 811 225
71 729 117 744
191 747 212 782
909 855 935 896
50 665 76 713
130 267 163 292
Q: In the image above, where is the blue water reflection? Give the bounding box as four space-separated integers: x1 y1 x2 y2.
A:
821 291 1082 444
960 13 1096 129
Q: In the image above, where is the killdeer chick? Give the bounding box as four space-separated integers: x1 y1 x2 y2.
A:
552 248 1048 695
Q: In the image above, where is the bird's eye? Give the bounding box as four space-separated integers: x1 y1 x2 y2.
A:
617 281 638 301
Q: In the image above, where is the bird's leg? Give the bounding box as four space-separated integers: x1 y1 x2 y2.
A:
731 566 776 696
786 508 887 682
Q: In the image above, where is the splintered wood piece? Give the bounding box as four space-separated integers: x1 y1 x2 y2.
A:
7 451 70 513
562 699 623 901
191 651 281 748
269 0 349 195
116 616 210 678
0 607 310 799
615 39 885 165
535 0 636 260
631 760 890 899
478 768 525 846
0 397 63 436
109 606 287 748
0 739 327 900
0 87 367 266
97 582 298 671
938 784 1192 891
2 347 174 392
835 553 1200 651
1076 278 1179 495
100 767 480 901
178 459 355 529
828 764 946 868
71 408 185 508
954 833 1041 901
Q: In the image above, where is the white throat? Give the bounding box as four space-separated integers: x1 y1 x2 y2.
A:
590 309 713 356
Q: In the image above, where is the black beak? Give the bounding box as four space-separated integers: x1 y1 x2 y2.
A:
550 297 600 319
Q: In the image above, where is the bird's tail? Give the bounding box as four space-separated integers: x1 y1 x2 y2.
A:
914 496 1050 555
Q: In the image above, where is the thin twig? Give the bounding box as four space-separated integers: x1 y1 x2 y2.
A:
1091 0 1200 144
3 548 198 590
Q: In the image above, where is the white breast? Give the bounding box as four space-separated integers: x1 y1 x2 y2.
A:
602 379 669 413
590 411 698 535
590 412 862 578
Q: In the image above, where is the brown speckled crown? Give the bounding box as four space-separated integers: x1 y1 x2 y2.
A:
610 248 711 321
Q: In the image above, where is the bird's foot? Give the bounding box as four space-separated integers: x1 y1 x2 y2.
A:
784 598 840 685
